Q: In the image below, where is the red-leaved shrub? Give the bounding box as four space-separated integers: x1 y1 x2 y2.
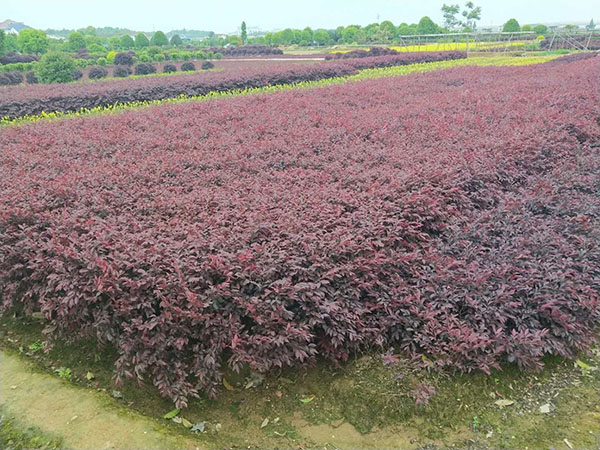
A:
1 58 599 408
0 52 466 119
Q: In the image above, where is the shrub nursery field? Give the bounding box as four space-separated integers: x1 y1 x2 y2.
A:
0 52 467 119
1 53 598 412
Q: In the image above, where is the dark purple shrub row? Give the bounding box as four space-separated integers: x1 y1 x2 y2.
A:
340 51 467 70
209 45 284 57
1 58 599 408
541 37 600 50
0 52 39 65
325 47 399 60
544 52 599 65
0 71 24 86
0 52 466 119
25 71 38 84
201 61 215 70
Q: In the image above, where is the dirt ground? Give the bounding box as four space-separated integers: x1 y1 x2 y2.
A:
1 316 599 450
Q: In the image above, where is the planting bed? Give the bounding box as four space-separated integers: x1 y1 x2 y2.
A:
0 52 466 119
0 57 599 409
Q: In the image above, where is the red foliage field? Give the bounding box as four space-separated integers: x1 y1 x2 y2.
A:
1 57 599 407
0 52 466 119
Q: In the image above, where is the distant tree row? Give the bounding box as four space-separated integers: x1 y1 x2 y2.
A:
0 14 595 59
0 28 187 57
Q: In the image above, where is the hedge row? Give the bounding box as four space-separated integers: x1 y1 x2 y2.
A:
1 57 599 407
325 47 400 60
0 52 466 119
208 44 284 57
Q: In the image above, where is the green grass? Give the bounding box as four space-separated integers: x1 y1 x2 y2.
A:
1 314 598 449
0 407 63 450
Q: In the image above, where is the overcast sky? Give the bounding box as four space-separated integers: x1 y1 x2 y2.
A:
2 0 597 33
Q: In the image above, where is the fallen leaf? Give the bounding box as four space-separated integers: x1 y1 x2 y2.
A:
215 423 222 432
576 359 591 371
273 417 280 424
86 371 95 381
163 408 181 419
276 390 283 398
223 378 236 391
261 417 269 428
191 422 206 433
494 399 514 407
564 438 574 449
111 390 123 399
539 403 551 414
300 395 315 404
172 416 182 424
181 418 193 429
245 372 265 389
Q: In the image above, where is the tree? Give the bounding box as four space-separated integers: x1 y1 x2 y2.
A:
442 2 481 31
441 4 461 29
88 43 106 54
0 30 5 55
4 34 18 52
397 23 418 36
300 27 313 44
35 52 76 83
340 25 361 44
379 21 397 42
461 2 482 30
364 23 380 42
417 16 439 34
151 31 169 46
241 21 247 44
66 31 87 52
108 37 121 50
586 19 596 30
533 24 548 35
313 29 331 45
170 34 183 46
502 18 521 33
119 35 135 49
521 24 533 32
135 33 150 48
17 29 49 54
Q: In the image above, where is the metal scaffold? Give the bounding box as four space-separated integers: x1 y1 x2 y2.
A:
393 30 600 53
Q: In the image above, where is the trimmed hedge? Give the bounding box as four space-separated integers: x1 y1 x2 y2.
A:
181 62 196 72
134 63 157 75
162 64 177 73
113 66 132 78
89 66 108 80
201 61 214 70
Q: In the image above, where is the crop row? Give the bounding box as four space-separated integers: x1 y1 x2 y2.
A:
0 55 558 127
1 57 598 407
0 52 466 119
